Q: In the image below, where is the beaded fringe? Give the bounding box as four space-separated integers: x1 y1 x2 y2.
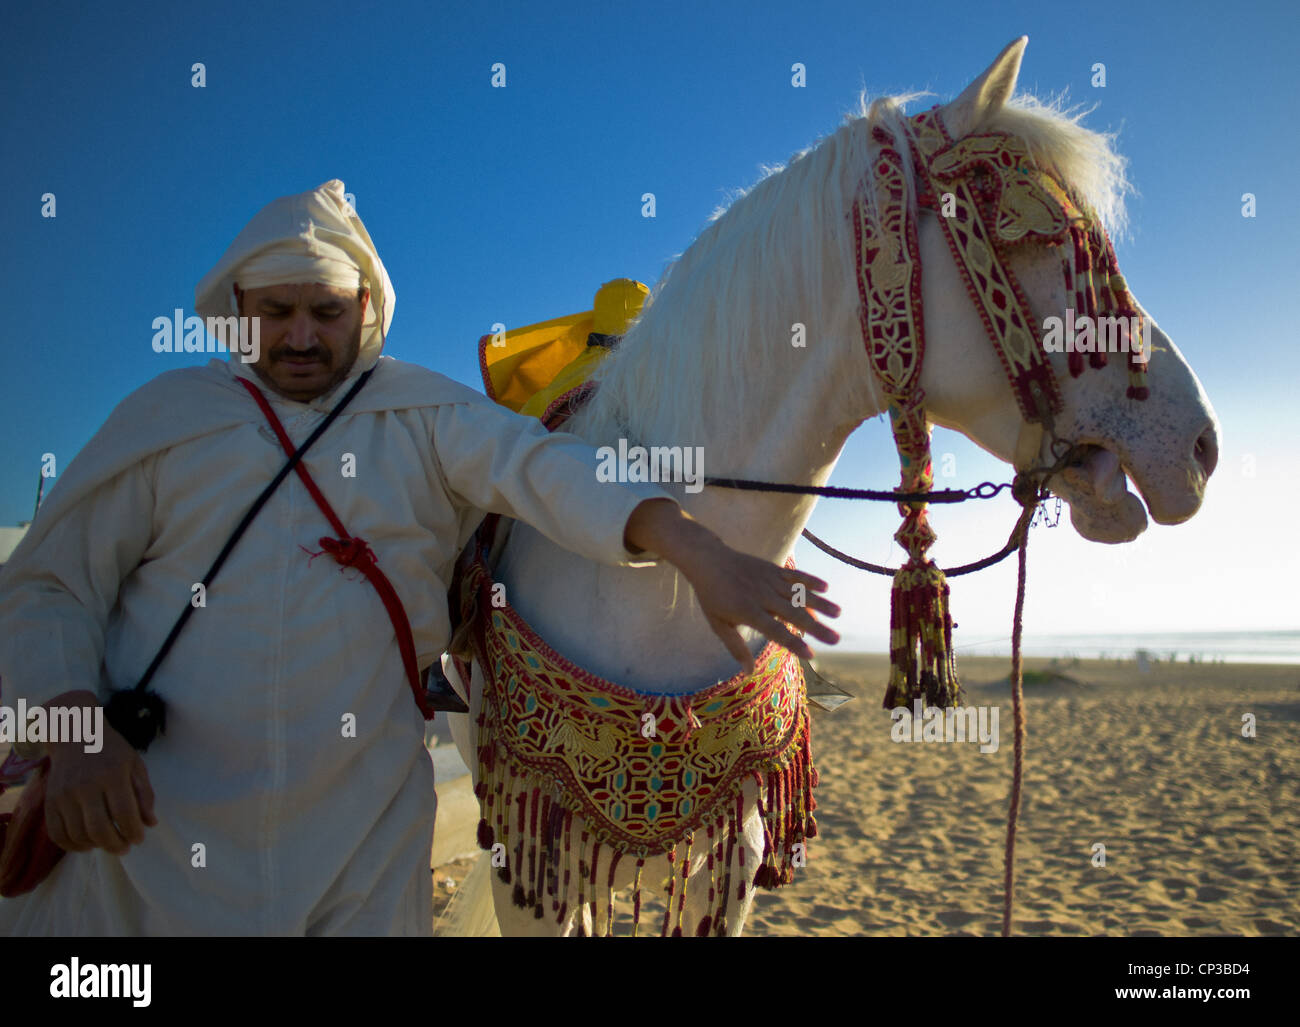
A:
474 724 817 937
1064 222 1149 399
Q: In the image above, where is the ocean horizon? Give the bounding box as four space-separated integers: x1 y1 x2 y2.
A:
834 629 1300 666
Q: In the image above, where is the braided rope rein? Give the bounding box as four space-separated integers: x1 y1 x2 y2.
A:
1002 491 1038 937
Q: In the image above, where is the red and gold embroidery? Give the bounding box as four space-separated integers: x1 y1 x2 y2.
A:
458 554 817 937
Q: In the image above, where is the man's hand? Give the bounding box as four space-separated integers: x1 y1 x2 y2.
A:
624 498 840 673
41 690 157 855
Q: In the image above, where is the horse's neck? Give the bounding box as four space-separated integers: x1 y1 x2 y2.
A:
495 308 880 693
666 375 863 560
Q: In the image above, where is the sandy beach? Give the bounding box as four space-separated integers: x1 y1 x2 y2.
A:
8 655 1293 937
731 653 1300 937
430 653 1298 936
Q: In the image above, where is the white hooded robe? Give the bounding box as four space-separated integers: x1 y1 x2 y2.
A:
0 181 672 936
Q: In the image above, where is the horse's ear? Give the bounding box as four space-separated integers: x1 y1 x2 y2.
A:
941 36 1027 138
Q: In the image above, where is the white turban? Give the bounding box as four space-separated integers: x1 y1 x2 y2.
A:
194 180 395 373
235 240 363 293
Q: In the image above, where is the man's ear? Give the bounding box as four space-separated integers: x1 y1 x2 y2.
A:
359 286 370 319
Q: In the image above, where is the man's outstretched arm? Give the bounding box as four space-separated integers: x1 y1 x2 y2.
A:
623 497 839 673
431 396 840 668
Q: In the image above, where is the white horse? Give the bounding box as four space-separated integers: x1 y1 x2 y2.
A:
443 37 1220 936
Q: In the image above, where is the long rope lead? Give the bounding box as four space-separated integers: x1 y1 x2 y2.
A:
1002 498 1035 937
999 479 1044 937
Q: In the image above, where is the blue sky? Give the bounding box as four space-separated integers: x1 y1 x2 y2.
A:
2 0 1297 648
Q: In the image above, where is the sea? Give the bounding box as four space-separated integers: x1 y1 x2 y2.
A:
950 629 1300 665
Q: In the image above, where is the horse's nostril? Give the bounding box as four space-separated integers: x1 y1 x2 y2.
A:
1193 426 1218 478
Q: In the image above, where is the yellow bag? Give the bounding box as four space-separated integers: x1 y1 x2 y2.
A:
479 278 648 422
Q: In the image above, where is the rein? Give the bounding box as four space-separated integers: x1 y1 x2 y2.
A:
705 434 1078 578
705 377 1082 578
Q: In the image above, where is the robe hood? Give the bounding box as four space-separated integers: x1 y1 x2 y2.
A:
195 179 395 376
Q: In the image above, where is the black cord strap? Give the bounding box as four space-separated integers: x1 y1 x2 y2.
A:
105 368 376 751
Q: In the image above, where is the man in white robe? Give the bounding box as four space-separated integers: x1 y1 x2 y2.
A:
0 180 837 936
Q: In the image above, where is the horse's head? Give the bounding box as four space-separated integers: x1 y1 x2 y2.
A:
907 38 1220 543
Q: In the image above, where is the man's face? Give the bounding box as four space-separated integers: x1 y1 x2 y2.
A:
236 282 368 401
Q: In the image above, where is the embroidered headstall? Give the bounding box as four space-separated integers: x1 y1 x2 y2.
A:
851 105 1149 710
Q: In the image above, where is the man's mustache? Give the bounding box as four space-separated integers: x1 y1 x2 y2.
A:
270 346 331 364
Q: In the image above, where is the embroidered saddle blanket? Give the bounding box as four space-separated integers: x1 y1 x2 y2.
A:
454 551 818 936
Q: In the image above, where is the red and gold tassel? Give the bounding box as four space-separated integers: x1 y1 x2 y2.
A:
575 827 589 935
526 786 540 910
631 858 644 938
558 810 573 925
698 824 716 937
511 790 527 908
882 555 962 711
605 851 621 937
661 843 677 938
673 836 692 936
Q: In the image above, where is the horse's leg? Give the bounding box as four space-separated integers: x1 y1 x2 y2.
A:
659 779 763 936
718 780 765 937
450 655 601 937
488 873 587 936
677 848 717 937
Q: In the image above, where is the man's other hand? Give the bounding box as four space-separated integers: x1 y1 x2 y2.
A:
42 690 158 855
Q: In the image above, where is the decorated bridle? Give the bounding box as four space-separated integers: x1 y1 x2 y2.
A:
849 104 1149 712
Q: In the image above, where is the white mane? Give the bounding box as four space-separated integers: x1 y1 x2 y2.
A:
566 90 1132 449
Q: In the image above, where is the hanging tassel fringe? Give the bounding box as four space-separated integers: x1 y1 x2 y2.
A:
882 555 962 710
472 724 818 936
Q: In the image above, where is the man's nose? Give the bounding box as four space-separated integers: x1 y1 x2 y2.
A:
284 311 317 349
